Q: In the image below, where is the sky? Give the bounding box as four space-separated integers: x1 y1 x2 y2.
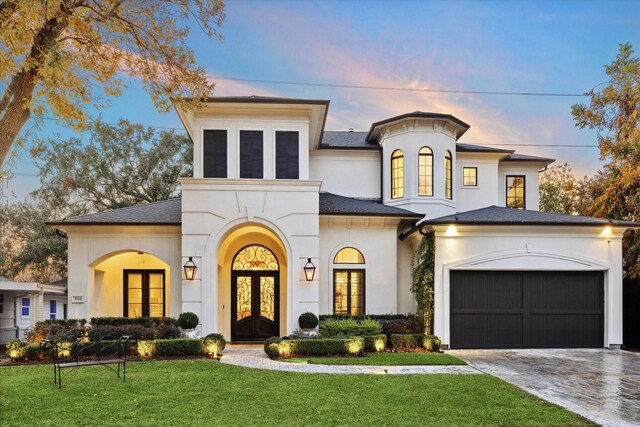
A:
3 0 640 201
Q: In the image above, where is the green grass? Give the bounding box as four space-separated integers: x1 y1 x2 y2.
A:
285 352 467 366
0 360 593 426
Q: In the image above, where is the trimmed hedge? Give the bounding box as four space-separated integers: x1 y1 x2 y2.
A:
319 314 416 321
203 333 226 358
90 317 178 327
264 337 365 359
319 318 382 337
88 323 180 341
390 334 441 352
24 319 88 344
8 339 137 361
137 338 204 358
363 334 387 353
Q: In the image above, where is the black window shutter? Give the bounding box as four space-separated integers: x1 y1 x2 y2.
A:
203 130 227 178
275 131 299 179
240 130 263 178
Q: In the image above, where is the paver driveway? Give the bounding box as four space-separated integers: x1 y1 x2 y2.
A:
449 349 640 427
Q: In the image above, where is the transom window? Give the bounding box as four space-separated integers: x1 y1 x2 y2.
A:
463 167 478 187
333 247 365 317
232 245 279 271
418 147 433 196
391 149 404 199
506 175 526 209
445 150 453 199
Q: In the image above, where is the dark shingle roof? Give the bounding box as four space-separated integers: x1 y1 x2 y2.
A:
320 193 422 218
48 198 182 225
49 194 421 226
367 112 470 142
501 153 555 163
320 131 375 150
456 143 514 154
423 205 640 227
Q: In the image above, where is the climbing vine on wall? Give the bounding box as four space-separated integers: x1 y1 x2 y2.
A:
411 230 435 335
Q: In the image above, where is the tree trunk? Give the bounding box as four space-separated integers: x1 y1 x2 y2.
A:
0 1 73 166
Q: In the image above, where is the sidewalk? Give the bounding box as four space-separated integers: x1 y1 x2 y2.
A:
220 345 481 375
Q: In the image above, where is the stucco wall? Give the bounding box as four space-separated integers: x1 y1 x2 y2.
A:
432 225 624 348
456 154 500 212
310 150 380 198
498 163 541 211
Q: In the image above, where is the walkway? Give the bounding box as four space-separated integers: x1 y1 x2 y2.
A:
220 345 480 375
450 349 640 427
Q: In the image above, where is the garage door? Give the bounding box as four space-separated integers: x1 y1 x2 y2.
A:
450 271 604 349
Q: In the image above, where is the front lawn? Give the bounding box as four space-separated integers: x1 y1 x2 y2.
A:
285 352 466 366
0 360 593 426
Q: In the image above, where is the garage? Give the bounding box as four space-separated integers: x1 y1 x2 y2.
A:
450 270 604 349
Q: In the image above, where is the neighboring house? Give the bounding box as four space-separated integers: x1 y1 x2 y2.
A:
0 277 67 344
48 96 638 349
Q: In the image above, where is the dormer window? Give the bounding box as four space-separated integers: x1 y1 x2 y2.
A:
391 149 404 199
418 147 433 196
445 150 452 200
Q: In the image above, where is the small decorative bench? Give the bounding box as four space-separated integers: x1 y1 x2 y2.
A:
41 335 134 388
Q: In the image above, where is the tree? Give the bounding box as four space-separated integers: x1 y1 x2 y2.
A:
539 163 581 214
571 43 640 278
0 119 192 281
0 0 225 166
411 231 435 335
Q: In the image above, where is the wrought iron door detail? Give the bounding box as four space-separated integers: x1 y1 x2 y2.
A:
260 277 275 321
236 276 252 321
232 245 279 271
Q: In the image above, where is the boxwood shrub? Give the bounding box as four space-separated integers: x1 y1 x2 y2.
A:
203 333 226 358
177 312 199 330
137 338 204 358
264 336 365 359
298 312 319 329
90 317 178 327
319 318 382 337
363 334 387 353
390 334 441 352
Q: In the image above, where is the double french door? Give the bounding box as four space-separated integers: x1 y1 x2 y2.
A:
231 270 279 341
124 270 165 318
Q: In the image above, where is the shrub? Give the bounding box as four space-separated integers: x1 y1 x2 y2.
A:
390 334 426 352
298 312 319 329
203 333 226 358
264 336 365 359
24 319 88 344
363 334 387 353
7 339 25 360
87 323 181 341
423 335 441 352
319 314 416 322
6 340 45 361
137 338 203 358
319 318 382 337
178 312 199 329
90 317 178 327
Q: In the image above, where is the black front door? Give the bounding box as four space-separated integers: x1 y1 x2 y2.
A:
231 270 279 341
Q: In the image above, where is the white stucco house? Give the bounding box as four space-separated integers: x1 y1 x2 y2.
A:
49 96 638 349
0 277 67 344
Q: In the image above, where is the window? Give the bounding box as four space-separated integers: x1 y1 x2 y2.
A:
240 130 264 178
275 131 299 179
391 149 404 199
21 298 30 317
124 270 166 317
0 294 3 314
463 167 477 186
49 300 57 320
418 147 433 196
333 248 365 316
445 150 452 199
506 175 526 209
203 129 227 178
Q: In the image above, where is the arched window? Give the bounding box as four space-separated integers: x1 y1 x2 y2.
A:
333 247 365 316
418 147 433 196
391 149 404 199
445 150 452 200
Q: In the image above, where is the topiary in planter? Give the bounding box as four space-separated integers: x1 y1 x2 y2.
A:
298 312 319 329
203 333 226 358
177 312 199 330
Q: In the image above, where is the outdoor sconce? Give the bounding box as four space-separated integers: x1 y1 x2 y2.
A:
303 258 316 282
184 257 197 280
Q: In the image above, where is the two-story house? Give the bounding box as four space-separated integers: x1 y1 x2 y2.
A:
49 96 637 349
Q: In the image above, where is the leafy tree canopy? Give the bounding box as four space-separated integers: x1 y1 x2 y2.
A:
0 0 225 166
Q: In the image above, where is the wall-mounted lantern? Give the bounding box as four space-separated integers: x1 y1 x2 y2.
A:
303 258 316 282
184 257 197 280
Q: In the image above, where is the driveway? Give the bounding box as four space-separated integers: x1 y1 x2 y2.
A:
449 349 640 427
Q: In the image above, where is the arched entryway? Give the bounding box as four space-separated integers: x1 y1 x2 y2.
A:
231 244 280 341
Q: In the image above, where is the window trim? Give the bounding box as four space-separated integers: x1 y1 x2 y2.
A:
333 247 365 264
391 149 404 199
418 146 434 197
445 150 453 200
123 269 166 318
506 175 526 209
462 166 478 187
332 269 366 317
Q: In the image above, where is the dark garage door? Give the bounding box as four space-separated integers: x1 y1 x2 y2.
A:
450 271 604 349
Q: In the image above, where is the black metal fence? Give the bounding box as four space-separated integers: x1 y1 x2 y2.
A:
623 279 640 349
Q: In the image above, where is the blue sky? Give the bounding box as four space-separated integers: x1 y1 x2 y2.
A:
4 0 639 200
